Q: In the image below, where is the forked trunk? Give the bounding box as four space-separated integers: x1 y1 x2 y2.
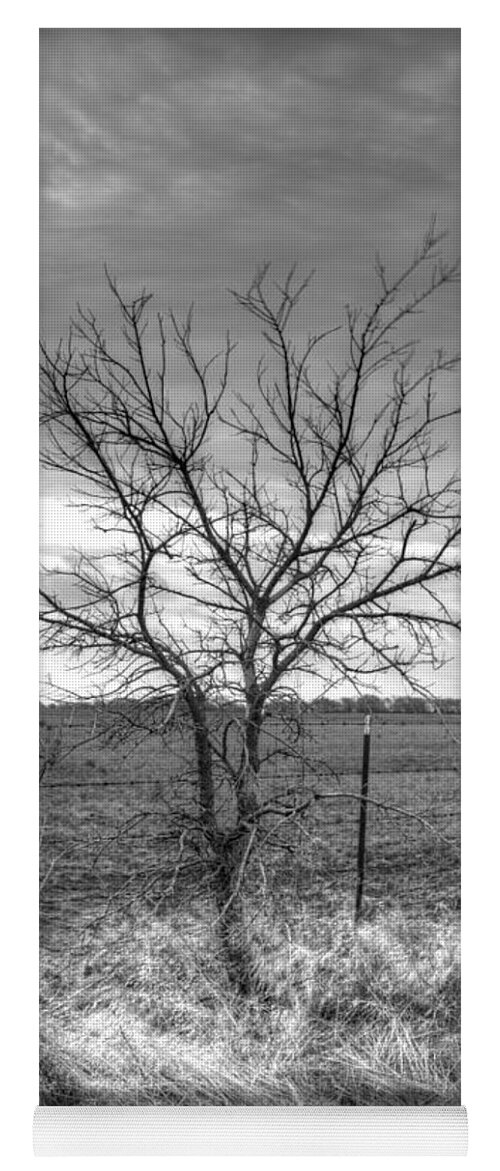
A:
212 781 261 997
212 845 255 996
186 688 263 997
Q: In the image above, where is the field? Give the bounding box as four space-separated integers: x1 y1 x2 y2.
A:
40 709 460 1105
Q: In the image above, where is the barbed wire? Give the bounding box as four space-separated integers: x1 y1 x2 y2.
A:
40 714 460 929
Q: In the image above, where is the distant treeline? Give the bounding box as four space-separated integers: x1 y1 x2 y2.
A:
299 695 460 715
40 693 460 727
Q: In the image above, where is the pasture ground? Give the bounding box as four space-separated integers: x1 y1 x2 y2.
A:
40 709 460 1105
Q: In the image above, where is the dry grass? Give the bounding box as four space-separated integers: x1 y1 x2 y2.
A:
40 711 460 1105
40 896 460 1106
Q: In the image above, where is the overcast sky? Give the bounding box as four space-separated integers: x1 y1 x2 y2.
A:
40 28 460 699
40 29 459 335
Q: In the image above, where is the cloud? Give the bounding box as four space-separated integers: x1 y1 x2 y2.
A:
40 29 460 344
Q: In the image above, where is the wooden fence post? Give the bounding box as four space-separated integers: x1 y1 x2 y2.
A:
355 714 371 922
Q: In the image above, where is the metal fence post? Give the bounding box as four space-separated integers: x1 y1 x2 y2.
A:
355 714 371 922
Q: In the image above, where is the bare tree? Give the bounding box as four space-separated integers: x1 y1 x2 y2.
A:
40 221 460 991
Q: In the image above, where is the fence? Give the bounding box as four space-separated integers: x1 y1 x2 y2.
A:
39 708 460 936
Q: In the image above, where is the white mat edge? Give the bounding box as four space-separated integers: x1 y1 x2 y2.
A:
33 1105 468 1156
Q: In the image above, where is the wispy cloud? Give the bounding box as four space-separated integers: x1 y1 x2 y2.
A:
40 29 460 340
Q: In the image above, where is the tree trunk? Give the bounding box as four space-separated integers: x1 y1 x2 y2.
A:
184 690 217 840
212 840 255 996
185 687 264 997
212 697 264 996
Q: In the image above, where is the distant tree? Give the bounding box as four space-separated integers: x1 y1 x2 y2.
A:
40 222 460 993
308 697 343 714
432 697 460 715
390 696 433 714
354 694 389 714
339 698 357 713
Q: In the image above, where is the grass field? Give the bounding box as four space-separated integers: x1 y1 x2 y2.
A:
40 709 460 1105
